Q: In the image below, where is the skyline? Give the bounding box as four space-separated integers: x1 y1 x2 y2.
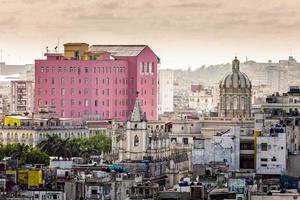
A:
1 0 300 68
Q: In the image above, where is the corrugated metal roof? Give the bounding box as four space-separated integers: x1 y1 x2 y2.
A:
89 45 146 56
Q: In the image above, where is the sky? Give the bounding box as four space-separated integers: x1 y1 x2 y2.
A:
1 0 300 69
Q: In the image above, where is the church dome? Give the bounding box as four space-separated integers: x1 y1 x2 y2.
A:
219 57 251 89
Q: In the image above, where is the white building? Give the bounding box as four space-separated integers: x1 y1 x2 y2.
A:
188 90 215 114
116 98 170 161
20 190 66 200
158 69 174 114
266 65 288 94
256 124 287 175
192 127 240 171
11 80 34 114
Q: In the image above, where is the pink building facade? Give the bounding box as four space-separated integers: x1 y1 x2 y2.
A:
34 44 158 121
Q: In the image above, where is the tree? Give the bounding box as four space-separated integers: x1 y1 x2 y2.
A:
21 149 50 166
67 138 81 157
37 134 60 156
11 143 31 160
53 138 72 160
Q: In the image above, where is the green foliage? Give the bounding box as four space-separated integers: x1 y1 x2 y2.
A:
21 149 50 165
0 144 50 166
37 134 112 159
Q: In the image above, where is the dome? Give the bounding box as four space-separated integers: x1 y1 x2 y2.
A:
219 57 252 89
220 71 251 89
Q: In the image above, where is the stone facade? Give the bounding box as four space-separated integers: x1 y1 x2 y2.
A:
219 57 252 118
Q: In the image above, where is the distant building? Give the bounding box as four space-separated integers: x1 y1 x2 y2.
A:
35 43 159 121
0 115 89 146
0 62 33 77
219 57 252 118
257 86 300 117
158 69 174 114
188 89 216 114
11 80 34 114
266 65 288 94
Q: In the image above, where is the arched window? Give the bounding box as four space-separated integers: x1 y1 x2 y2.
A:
233 97 238 110
240 97 245 110
134 135 139 146
226 96 230 109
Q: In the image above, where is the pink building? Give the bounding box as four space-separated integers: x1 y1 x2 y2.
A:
34 43 158 121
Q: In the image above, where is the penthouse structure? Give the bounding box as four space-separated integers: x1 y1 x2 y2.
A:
35 43 159 121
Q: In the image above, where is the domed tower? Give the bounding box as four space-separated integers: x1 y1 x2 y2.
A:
219 57 252 118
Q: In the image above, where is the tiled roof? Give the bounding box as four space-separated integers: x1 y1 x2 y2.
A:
89 45 146 56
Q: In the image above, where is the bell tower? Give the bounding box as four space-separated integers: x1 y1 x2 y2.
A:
125 96 149 160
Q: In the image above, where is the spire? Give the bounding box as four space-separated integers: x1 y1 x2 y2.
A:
232 56 240 73
129 92 146 122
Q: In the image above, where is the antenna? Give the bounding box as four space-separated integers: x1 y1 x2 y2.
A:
0 49 2 62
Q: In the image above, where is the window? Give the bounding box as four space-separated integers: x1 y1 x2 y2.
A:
51 88 55 95
84 88 88 95
261 158 268 162
38 88 42 95
51 77 55 84
41 67 44 72
84 78 88 84
140 62 143 74
134 135 139 146
61 77 65 84
71 77 75 84
151 62 154 73
95 100 98 107
261 164 267 167
271 156 277 162
146 62 149 72
71 99 75 106
85 67 88 73
183 138 189 145
61 99 64 106
84 99 89 107
261 143 268 151
71 88 75 95
61 88 65 95
233 97 238 110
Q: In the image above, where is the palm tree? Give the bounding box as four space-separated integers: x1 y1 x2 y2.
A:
11 143 31 160
67 138 81 157
37 135 60 156
53 138 72 160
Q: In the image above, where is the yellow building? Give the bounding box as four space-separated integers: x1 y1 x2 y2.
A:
7 169 43 188
63 43 108 61
4 116 31 127
63 43 89 60
28 170 43 188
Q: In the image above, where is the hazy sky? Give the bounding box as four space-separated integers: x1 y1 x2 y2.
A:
1 0 300 68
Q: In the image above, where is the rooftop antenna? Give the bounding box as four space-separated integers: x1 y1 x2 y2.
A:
0 49 2 62
246 56 248 62
46 46 49 53
54 46 58 52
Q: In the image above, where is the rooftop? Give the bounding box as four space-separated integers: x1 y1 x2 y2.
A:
90 45 147 57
